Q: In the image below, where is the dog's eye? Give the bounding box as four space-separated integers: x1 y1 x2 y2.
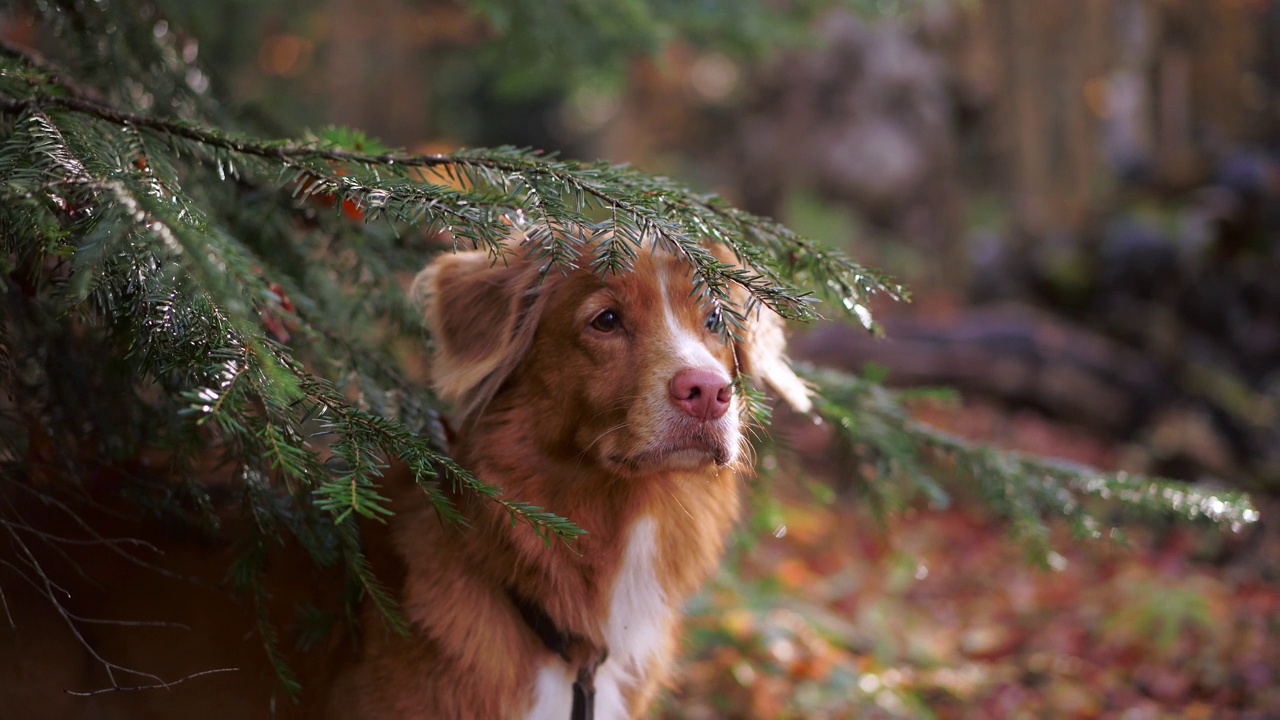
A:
590 309 622 333
704 308 721 332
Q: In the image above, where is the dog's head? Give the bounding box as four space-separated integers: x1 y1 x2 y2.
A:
412 232 810 476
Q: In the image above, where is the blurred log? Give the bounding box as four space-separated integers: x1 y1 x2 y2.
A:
795 303 1280 486
795 304 1168 439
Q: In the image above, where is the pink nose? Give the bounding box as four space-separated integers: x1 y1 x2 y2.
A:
669 368 733 421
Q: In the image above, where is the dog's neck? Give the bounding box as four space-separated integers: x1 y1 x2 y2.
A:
376 399 741 717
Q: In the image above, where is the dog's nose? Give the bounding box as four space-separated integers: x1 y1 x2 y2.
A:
669 368 733 421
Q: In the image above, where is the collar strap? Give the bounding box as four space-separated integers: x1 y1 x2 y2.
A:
507 587 608 720
509 586 576 663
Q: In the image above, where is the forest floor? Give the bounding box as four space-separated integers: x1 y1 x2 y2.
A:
661 394 1280 719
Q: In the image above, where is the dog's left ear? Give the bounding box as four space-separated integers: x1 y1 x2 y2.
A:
410 248 544 425
737 307 813 415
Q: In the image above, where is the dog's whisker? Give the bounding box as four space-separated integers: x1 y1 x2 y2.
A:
667 479 696 521
583 423 630 454
574 423 632 471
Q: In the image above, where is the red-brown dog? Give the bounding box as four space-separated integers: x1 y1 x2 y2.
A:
326 232 810 718
0 231 809 719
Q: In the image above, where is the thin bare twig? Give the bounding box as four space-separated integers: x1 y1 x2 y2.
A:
64 667 240 697
0 558 189 631
3 526 166 689
0 517 160 549
3 480 184 582
0 582 12 630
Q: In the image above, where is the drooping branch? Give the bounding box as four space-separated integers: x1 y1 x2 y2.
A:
800 366 1260 563
0 84 900 327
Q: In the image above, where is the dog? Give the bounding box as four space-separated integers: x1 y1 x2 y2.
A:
0 229 810 719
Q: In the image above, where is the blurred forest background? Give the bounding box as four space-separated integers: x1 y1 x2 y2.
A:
4 0 1280 717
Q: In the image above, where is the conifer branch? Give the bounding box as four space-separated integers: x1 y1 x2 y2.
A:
0 39 106 103
802 366 1259 563
0 90 898 327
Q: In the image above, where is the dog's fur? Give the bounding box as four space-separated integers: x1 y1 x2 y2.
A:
0 231 808 719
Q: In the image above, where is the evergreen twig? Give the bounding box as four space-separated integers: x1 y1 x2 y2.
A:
803 366 1259 563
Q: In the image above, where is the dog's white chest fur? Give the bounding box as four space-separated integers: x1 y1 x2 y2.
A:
524 516 672 720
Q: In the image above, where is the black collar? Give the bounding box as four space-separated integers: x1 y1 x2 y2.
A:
507 587 608 720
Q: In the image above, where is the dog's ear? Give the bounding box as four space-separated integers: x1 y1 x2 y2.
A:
709 242 812 415
411 250 543 424
738 306 813 415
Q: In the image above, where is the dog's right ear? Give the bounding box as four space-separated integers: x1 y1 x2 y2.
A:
737 306 813 416
411 250 542 425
